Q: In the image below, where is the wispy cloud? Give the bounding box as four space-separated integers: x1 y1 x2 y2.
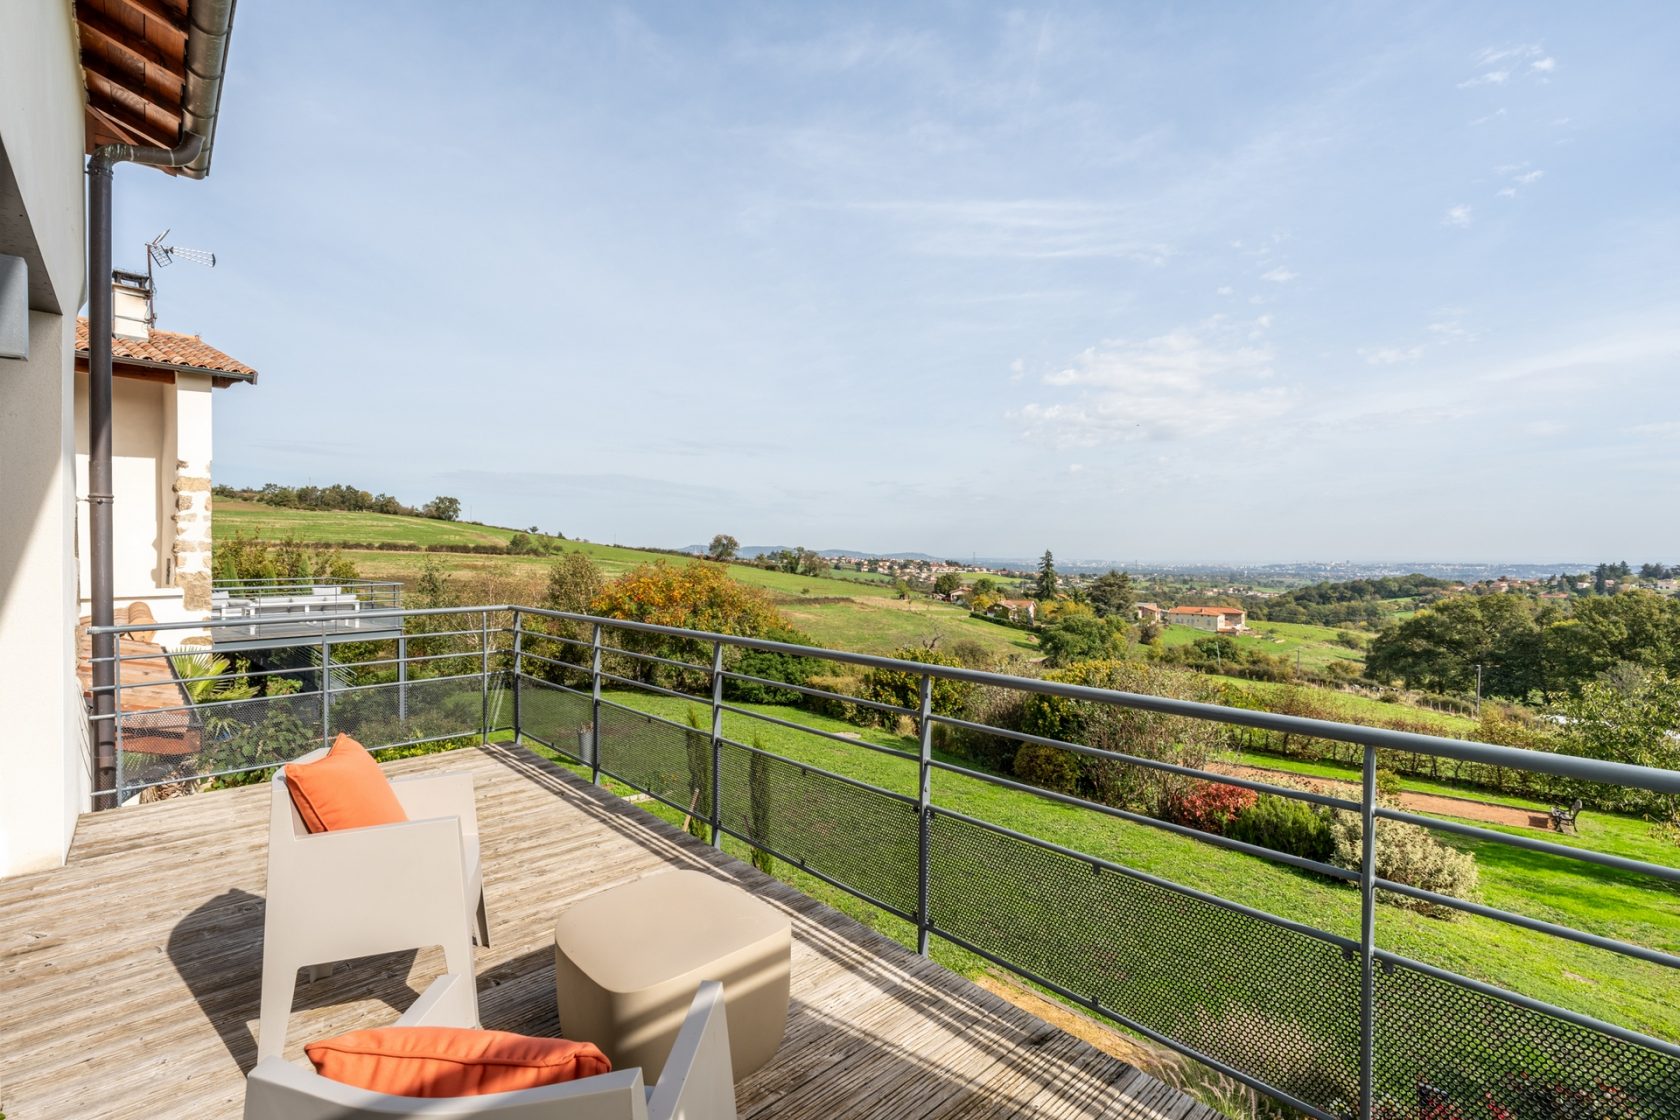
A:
1458 70 1510 89
1014 328 1291 447
1461 44 1553 89
1261 266 1298 283
1443 204 1473 228
1469 108 1508 126
848 198 1174 261
1360 345 1423 365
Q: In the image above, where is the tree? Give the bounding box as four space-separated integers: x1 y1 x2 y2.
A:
933 572 963 600
544 551 602 614
1555 667 1680 824
1088 569 1136 619
971 576 1000 598
708 534 740 562
1034 550 1058 600
422 495 461 521
1038 615 1124 667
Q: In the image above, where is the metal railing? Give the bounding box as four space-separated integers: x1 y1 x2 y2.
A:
86 604 1680 1120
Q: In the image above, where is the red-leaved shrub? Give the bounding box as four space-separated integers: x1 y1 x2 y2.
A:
1162 781 1257 835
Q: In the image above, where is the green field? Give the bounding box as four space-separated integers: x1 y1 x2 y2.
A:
557 687 1679 1042
215 500 1033 658
1156 618 1366 672
1219 675 1478 736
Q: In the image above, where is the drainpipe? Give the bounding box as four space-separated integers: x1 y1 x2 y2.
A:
87 0 234 807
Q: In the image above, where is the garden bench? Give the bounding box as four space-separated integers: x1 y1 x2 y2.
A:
1550 798 1583 833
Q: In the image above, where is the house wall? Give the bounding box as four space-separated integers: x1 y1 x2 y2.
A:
0 2 91 877
1169 612 1221 632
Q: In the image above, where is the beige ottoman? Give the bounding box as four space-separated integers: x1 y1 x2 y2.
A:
554 870 791 1082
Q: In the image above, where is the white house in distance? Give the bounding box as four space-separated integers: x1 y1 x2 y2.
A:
1164 605 1248 633
0 1 239 877
73 289 256 621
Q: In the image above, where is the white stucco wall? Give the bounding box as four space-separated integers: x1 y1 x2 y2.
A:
0 0 90 877
0 313 91 876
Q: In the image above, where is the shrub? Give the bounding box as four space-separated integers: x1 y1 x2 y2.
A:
1329 812 1479 919
1228 794 1334 862
859 646 974 728
939 684 1030 773
1014 742 1083 794
1162 781 1257 835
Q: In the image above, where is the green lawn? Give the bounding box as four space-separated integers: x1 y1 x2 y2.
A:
776 595 1039 660
572 687 1679 1042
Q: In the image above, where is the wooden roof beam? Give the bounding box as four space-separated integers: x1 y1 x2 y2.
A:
85 100 179 151
104 0 190 41
76 7 187 79
81 52 184 126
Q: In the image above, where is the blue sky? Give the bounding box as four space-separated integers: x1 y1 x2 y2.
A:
113 2 1679 563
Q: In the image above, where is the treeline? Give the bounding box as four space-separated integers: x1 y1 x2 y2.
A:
214 482 464 523
1248 575 1450 625
1366 590 1680 701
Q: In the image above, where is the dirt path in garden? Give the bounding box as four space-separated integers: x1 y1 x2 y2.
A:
1210 763 1556 831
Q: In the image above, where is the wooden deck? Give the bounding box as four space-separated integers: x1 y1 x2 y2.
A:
0 744 1219 1120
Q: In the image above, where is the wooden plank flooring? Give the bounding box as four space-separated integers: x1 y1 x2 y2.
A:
0 744 1219 1120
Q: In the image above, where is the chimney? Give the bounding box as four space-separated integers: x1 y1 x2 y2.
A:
111 269 153 341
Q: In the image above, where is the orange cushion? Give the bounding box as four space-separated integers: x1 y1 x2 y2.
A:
284 734 407 833
305 1027 611 1097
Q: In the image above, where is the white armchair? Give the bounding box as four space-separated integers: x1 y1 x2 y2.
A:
258 750 489 1061
243 976 738 1120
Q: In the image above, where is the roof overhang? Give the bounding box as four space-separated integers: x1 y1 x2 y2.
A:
73 350 256 388
74 0 237 179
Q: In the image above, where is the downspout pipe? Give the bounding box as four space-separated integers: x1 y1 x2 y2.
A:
86 135 204 808
87 0 235 807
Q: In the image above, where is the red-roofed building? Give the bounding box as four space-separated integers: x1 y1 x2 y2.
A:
1165 604 1248 633
72 304 256 620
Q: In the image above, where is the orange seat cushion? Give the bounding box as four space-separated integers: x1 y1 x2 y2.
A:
306 1027 611 1097
284 734 407 833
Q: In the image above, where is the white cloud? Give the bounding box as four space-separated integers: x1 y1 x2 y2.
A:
1261 267 1298 283
1458 70 1510 88
1254 314 1273 330
1360 346 1423 365
1531 57 1556 73
1015 329 1291 447
1470 108 1508 126
1515 169 1544 185
1216 285 1234 296
1443 204 1473 228
1496 188 1517 199
1009 357 1025 382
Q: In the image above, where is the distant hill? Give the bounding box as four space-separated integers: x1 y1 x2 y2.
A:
677 544 954 563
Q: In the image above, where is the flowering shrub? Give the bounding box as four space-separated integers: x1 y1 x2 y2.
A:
1329 811 1479 919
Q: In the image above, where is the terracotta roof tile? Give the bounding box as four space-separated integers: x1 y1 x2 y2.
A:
75 317 257 379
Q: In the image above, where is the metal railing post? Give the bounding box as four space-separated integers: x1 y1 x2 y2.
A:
590 623 604 784
480 609 491 744
319 629 332 747
709 641 725 847
113 647 125 804
511 610 524 745
916 671 934 956
396 632 408 723
1359 744 1378 1120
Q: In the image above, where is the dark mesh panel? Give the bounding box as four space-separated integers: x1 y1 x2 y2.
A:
929 810 1362 1112
117 689 324 792
1374 959 1680 1120
517 676 595 763
717 740 919 915
597 699 712 818
328 675 486 746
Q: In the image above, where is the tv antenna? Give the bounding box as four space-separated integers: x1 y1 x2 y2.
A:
146 229 217 277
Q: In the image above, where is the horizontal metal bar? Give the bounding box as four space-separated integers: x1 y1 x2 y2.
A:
513 648 594 675
930 803 1360 951
712 821 919 924
593 763 706 820
89 603 509 637
596 671 706 703
1372 948 1680 1062
599 644 713 675
925 924 1340 1120
510 608 1680 795
931 713 1360 812
513 674 592 702
718 734 918 805
1375 806 1680 884
517 629 594 652
718 668 918 717
716 703 920 761
929 758 1360 882
117 729 484 795
1372 878 1680 969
